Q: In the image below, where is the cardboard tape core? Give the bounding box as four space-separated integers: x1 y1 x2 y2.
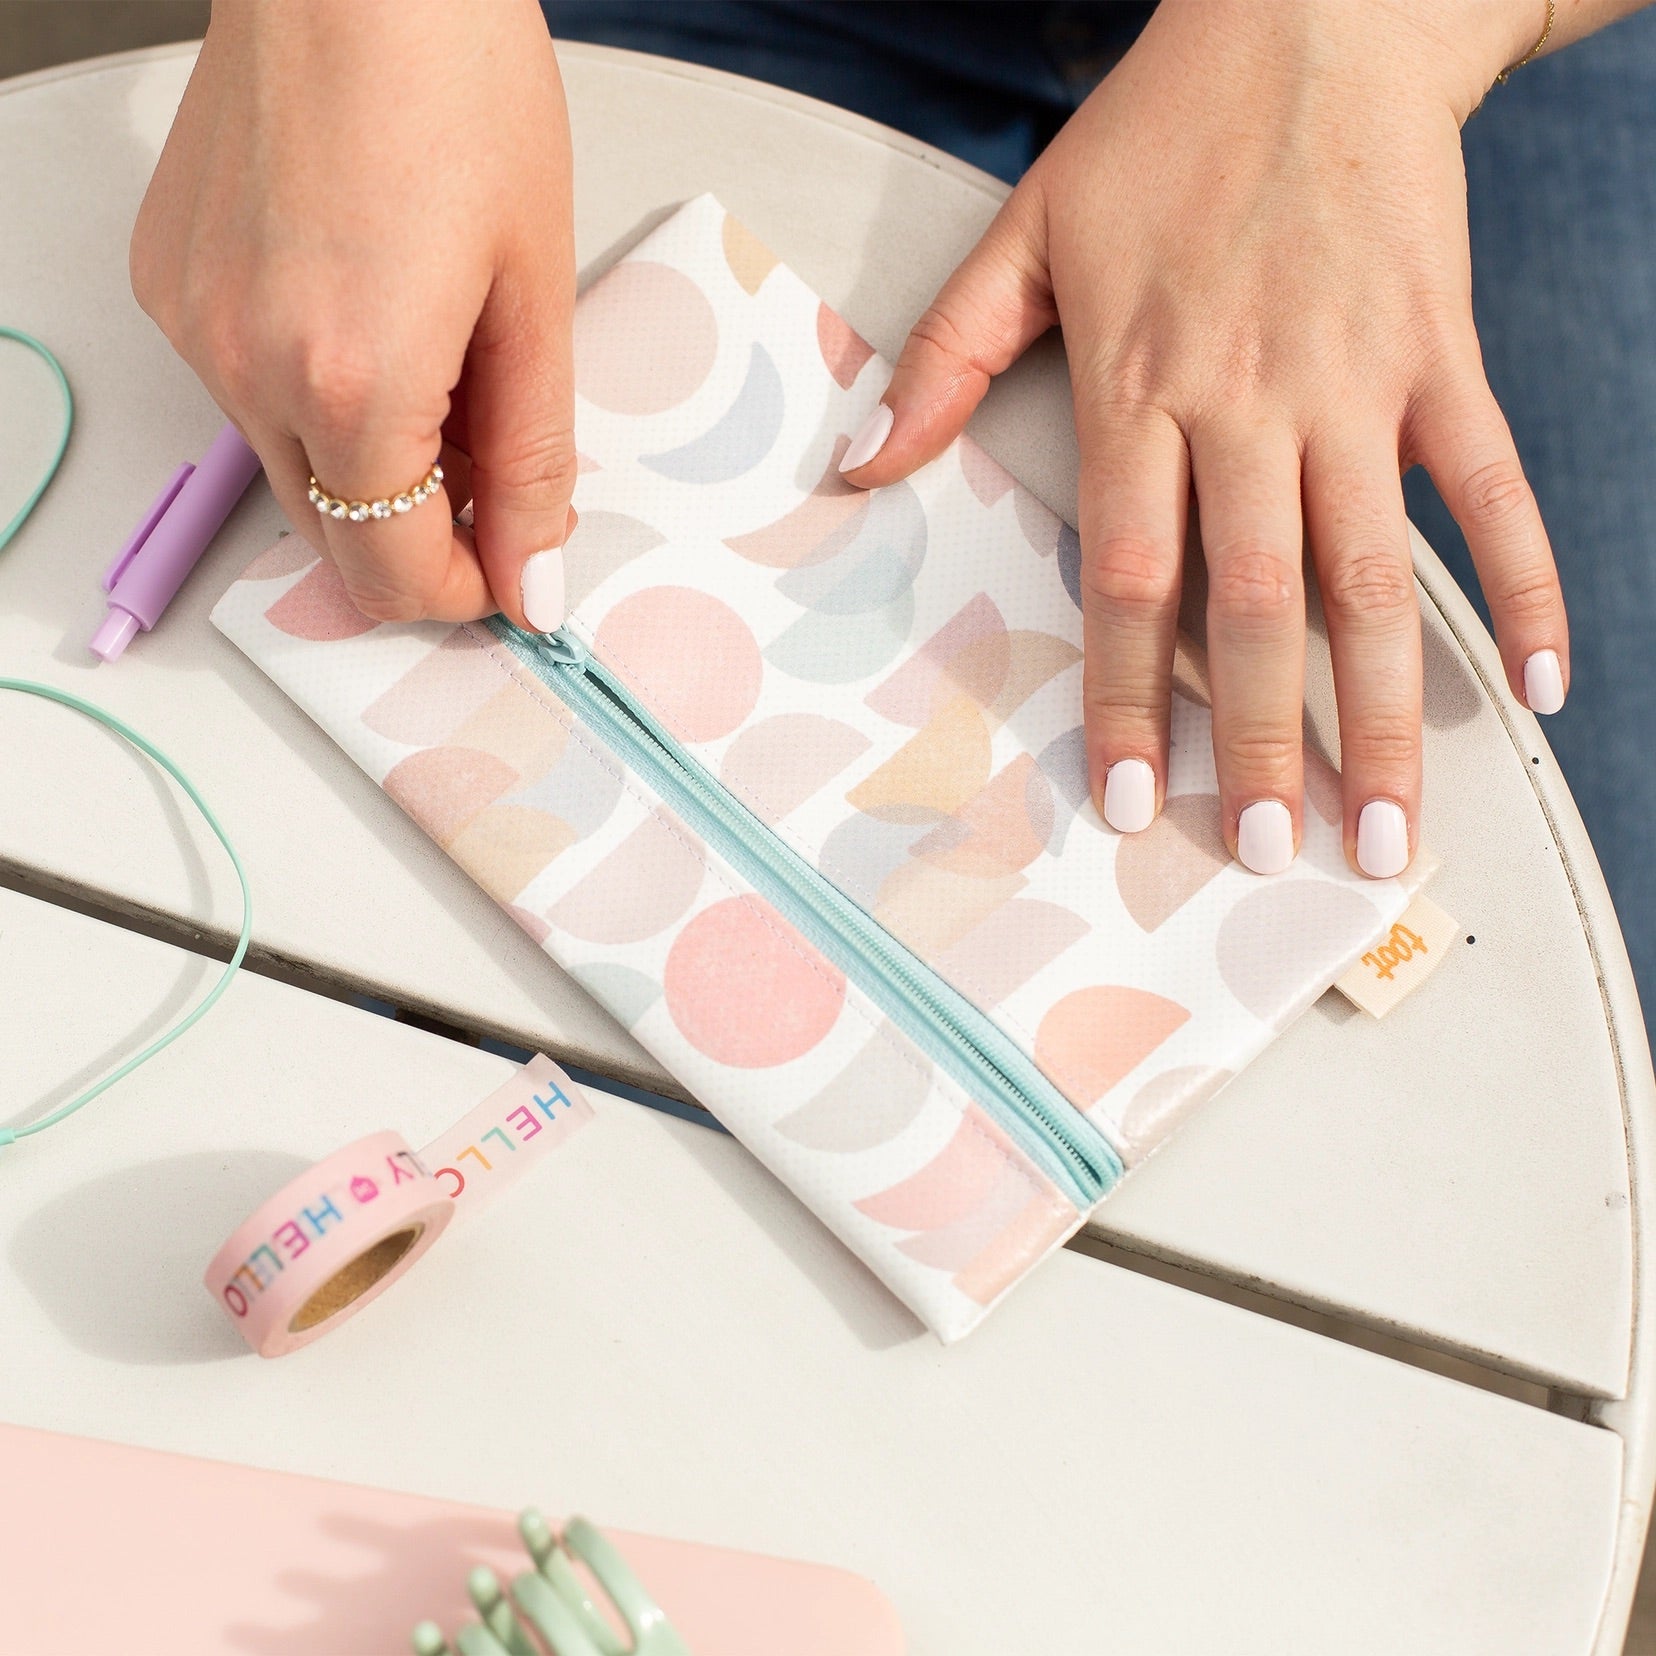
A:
289 1224 423 1333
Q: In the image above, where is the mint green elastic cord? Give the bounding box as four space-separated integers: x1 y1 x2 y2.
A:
1 328 253 1148
0 326 73 554
0 682 254 1147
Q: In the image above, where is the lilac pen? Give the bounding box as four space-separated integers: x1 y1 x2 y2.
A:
90 423 263 661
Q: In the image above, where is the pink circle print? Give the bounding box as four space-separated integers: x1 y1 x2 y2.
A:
574 261 719 415
665 896 845 1068
595 586 762 742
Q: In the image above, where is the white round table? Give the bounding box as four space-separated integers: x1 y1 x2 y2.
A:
1 41 1653 1652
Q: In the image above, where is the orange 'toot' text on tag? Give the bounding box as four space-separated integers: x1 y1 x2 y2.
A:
1361 922 1429 982
1334 894 1460 1018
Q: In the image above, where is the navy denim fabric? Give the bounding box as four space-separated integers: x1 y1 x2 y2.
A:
1402 14 1656 1046
547 2 1149 180
545 1 1656 1042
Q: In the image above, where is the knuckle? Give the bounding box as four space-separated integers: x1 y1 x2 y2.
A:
1402 294 1472 374
1090 344 1161 415
1080 536 1178 618
1219 727 1300 776
1340 714 1419 772
1457 458 1533 534
290 334 382 432
127 240 163 325
1082 679 1167 732
903 303 977 376
201 314 259 407
478 422 579 505
1491 568 1562 628
1208 546 1300 629
342 569 432 626
1321 547 1415 619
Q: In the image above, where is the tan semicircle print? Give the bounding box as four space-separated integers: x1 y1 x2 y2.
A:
912 756 1053 879
450 686 567 790
718 713 871 825
363 631 504 747
866 594 1079 732
933 899 1090 1008
1114 792 1231 932
957 438 1016 507
446 804 577 902
773 1020 932 1152
847 698 993 824
724 445 866 570
546 809 705 947
561 511 667 614
383 747 517 846
874 863 1027 959
1216 880 1382 1025
723 214 780 295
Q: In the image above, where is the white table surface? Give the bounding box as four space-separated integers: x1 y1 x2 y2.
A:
0 884 1630 1655
1 42 1654 1649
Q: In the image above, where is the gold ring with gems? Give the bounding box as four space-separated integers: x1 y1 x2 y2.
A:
307 460 445 524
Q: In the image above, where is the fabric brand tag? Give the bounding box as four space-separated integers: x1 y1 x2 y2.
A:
1334 894 1461 1018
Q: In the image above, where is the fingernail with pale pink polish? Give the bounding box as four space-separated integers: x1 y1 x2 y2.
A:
839 403 894 473
1524 649 1565 715
1356 799 1410 879
1237 799 1295 875
1102 758 1156 834
521 549 565 633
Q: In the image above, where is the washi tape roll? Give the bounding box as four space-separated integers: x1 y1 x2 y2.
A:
205 1131 452 1357
206 1055 593 1356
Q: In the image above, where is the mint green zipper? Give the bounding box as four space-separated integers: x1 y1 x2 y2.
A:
486 618 1122 1209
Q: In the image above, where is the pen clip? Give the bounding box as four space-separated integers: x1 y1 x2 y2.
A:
104 461 194 592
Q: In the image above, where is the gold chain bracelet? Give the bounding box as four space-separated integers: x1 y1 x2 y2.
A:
1469 0 1554 117
1496 0 1556 84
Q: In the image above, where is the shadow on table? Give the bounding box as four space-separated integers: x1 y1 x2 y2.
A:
9 1148 310 1364
222 1508 521 1655
0 906 215 1133
658 1108 924 1354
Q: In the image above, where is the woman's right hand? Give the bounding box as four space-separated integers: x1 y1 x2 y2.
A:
130 0 576 632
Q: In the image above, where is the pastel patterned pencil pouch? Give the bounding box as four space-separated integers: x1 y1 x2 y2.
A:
214 195 1434 1341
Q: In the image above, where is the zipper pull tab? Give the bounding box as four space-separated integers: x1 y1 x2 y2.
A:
528 626 588 670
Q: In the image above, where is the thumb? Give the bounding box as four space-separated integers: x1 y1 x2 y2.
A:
839 188 1054 488
466 247 578 634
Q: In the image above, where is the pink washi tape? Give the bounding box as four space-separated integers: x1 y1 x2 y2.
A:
206 1055 592 1357
204 1131 451 1357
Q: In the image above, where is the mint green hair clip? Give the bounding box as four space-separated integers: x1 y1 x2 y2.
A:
412 1511 692 1656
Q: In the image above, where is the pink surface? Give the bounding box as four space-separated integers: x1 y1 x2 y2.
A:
0 1423 905 1655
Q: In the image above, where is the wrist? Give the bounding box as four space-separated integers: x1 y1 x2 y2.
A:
1145 0 1544 119
1402 0 1553 105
